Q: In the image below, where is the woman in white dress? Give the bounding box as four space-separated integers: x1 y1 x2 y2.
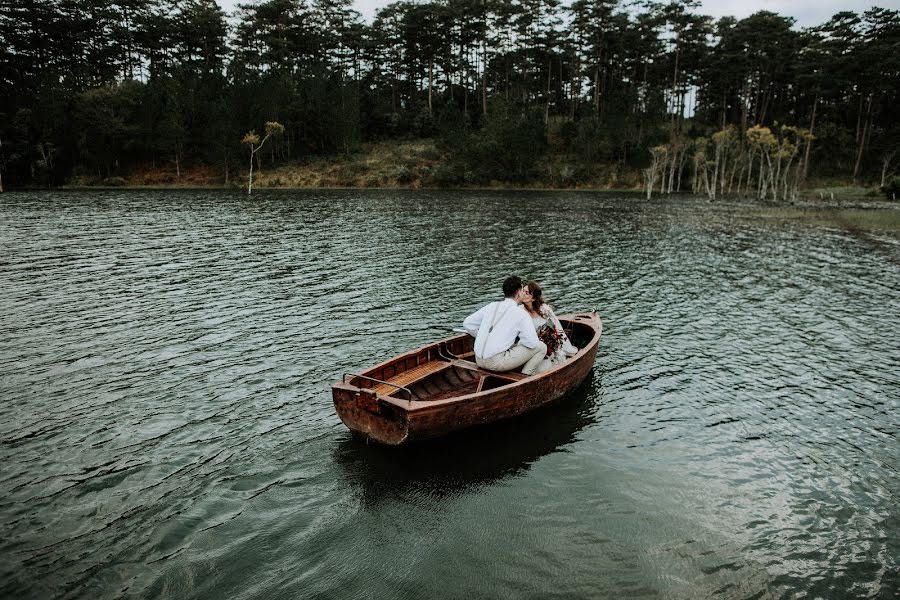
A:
522 281 579 374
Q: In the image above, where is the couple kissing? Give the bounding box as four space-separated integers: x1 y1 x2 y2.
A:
463 276 578 376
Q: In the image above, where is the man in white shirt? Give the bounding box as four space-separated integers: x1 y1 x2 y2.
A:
463 276 547 375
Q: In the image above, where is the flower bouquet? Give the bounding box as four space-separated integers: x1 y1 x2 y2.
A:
536 324 563 358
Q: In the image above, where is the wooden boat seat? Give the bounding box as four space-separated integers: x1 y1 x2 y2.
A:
441 357 527 381
371 357 527 398
372 361 453 396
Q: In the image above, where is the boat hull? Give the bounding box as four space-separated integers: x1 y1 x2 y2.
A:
332 313 602 445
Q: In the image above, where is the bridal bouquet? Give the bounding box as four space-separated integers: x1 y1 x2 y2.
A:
536 324 563 358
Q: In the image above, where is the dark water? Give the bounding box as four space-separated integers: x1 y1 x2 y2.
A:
1 190 898 599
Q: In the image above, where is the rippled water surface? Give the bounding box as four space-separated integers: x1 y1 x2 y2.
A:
1 190 898 599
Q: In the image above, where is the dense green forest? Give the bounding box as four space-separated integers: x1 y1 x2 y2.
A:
2 0 899 195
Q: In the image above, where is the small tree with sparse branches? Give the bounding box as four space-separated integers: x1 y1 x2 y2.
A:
242 121 284 195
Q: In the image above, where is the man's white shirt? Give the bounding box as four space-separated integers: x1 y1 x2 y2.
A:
463 298 541 359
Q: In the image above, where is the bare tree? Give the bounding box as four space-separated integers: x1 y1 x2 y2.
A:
242 122 285 196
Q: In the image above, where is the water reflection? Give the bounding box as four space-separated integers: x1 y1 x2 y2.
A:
334 377 599 503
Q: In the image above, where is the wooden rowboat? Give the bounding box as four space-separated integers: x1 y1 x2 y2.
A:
332 312 602 445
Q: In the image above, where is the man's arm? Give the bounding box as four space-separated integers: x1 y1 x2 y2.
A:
463 305 487 337
515 311 541 348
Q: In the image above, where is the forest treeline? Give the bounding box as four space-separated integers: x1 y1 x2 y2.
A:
2 0 899 195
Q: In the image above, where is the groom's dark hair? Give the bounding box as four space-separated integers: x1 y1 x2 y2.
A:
502 276 523 297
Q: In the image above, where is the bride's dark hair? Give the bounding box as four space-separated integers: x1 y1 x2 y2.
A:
526 281 545 313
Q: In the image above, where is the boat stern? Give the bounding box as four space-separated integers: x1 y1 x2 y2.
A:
332 382 410 445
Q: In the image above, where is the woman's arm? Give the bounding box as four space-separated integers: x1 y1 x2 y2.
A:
544 306 563 331
546 306 579 355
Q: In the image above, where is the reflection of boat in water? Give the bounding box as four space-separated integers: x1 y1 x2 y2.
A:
332 313 602 445
333 376 600 499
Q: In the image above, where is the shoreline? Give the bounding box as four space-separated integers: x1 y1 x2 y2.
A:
16 140 889 208
24 184 892 209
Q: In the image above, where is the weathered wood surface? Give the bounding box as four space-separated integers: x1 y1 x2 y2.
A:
332 312 602 445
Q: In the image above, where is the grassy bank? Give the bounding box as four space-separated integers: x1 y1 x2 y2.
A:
250 139 644 190
67 139 890 202
801 185 885 202
747 206 900 231
70 139 644 191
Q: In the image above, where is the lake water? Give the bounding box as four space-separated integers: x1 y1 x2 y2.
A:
1 190 898 599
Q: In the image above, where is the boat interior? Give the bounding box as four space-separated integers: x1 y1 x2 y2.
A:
345 317 595 403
